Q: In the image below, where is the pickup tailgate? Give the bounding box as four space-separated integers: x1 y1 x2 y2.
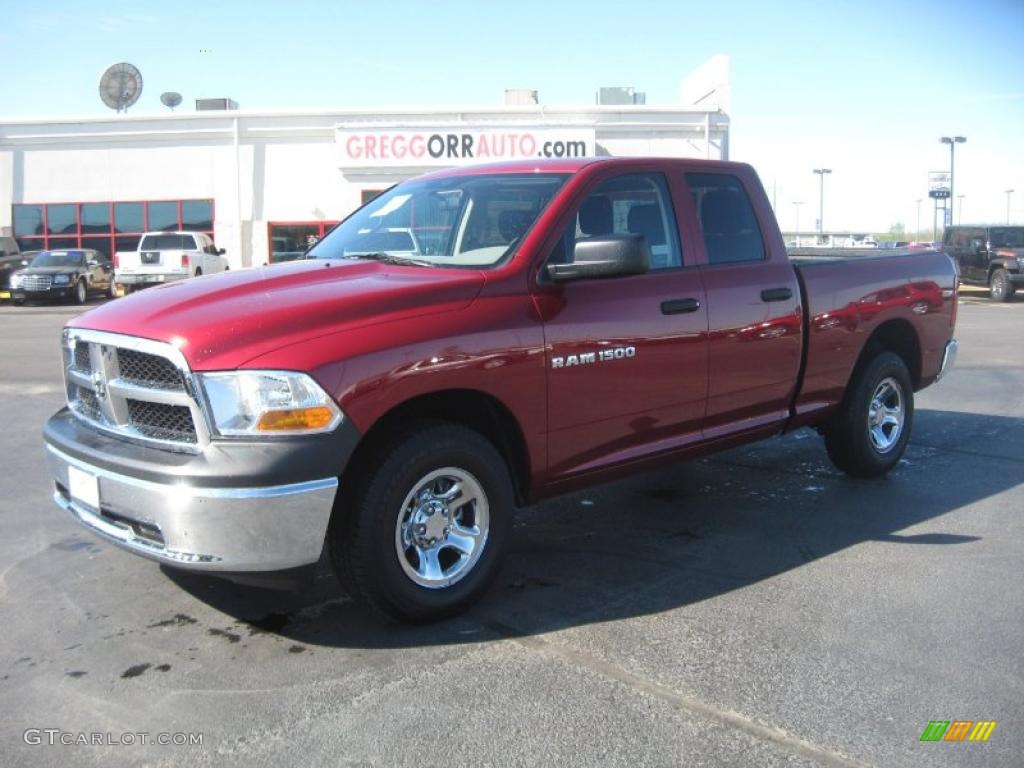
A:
115 249 189 280
791 249 958 423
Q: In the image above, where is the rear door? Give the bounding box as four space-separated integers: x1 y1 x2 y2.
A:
540 169 709 478
680 168 803 438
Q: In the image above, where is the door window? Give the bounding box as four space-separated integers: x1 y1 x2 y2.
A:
685 173 766 264
549 173 682 270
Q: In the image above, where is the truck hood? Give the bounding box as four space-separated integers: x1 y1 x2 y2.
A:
71 259 485 370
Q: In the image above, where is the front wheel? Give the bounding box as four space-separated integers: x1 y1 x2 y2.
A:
330 423 513 622
824 352 914 478
990 268 1015 302
73 279 87 305
107 279 119 299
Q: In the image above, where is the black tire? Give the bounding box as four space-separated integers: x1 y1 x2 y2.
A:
989 268 1015 302
824 351 914 478
330 423 513 622
73 278 87 305
194 268 202 278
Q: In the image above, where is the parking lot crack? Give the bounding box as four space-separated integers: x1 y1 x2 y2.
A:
482 619 870 768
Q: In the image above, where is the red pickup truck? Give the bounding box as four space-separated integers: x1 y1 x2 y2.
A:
44 158 958 621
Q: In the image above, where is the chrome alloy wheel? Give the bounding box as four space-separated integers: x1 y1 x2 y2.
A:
394 467 490 589
867 377 904 453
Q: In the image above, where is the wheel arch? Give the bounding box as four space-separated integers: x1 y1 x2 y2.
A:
852 318 922 391
343 389 532 507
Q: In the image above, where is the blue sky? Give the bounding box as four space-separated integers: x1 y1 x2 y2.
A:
1 0 1022 231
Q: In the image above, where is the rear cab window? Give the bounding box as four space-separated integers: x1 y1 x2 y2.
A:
140 234 197 251
685 172 766 265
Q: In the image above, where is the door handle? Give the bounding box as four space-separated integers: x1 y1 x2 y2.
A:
761 287 793 303
661 298 701 315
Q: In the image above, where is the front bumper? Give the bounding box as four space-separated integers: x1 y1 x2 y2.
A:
44 408 359 572
12 287 75 300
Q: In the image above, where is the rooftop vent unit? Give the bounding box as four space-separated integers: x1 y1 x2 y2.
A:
195 97 238 111
504 89 538 105
596 87 646 106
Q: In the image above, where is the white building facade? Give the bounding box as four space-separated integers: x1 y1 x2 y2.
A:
0 103 729 268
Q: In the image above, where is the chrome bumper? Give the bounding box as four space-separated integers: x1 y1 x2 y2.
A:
937 338 959 381
46 444 337 572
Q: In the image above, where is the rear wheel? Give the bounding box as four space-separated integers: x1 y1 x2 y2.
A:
824 352 914 478
989 268 1015 302
194 268 203 278
73 279 87 305
330 423 513 622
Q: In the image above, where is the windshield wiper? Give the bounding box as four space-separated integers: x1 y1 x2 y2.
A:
344 252 438 268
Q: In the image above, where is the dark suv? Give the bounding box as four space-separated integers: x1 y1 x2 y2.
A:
943 225 1024 301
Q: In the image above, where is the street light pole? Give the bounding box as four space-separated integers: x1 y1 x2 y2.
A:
813 168 831 240
1007 189 1015 224
915 198 922 240
957 194 965 225
793 201 803 245
939 136 966 230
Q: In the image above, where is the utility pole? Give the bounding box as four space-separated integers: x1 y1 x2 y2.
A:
813 168 831 240
1007 189 1015 224
957 194 965 225
793 201 803 246
915 199 922 240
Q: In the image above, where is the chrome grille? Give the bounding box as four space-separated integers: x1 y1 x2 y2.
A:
116 349 183 390
63 329 209 453
73 343 91 372
22 275 52 291
127 400 197 444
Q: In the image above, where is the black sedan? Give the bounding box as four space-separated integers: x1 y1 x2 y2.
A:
10 250 117 305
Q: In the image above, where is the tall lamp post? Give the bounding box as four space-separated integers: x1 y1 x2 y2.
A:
957 194 965 225
939 136 966 229
1007 189 1015 224
813 168 831 240
793 201 803 246
915 198 922 240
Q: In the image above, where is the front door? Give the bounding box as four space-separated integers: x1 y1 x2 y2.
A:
540 171 709 479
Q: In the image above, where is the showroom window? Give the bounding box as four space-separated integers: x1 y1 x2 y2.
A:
267 221 338 264
12 200 215 260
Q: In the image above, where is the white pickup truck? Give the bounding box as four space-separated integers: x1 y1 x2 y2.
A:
114 231 228 291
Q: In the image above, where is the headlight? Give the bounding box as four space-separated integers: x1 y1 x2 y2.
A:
11 273 23 288
1017 256 1024 269
198 371 343 436
53 273 71 285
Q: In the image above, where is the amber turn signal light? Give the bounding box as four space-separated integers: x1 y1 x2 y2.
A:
256 407 336 432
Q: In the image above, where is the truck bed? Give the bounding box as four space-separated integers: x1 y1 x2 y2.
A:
789 248 957 427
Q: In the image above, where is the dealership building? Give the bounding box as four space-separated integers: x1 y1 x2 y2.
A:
0 60 730 268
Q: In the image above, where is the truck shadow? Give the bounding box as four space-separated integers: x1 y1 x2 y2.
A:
164 408 1023 648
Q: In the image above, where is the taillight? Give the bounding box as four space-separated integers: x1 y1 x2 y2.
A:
113 252 119 268
181 253 190 268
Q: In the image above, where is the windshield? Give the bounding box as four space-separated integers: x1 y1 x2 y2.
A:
307 173 569 268
990 227 1024 248
30 251 85 268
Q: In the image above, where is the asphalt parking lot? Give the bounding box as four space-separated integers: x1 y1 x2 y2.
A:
0 288 1021 767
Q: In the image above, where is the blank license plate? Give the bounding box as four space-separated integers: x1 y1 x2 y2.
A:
68 465 100 510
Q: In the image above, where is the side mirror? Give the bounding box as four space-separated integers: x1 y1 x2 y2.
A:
217 247 226 255
546 234 650 282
